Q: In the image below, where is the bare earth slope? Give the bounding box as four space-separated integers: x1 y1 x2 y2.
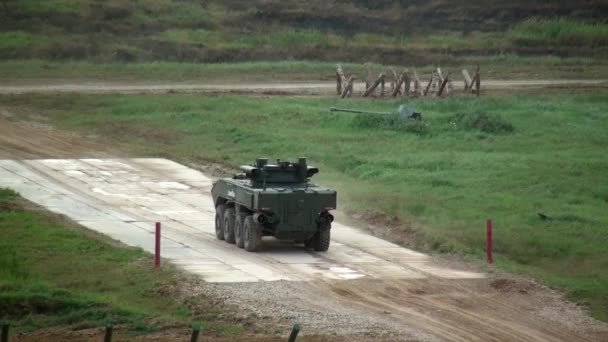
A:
1 115 607 341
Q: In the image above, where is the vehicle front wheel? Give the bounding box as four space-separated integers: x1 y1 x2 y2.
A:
223 208 236 244
215 204 226 240
306 223 331 252
243 215 262 252
235 213 247 248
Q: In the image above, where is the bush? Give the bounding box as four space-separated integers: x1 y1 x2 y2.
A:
352 113 429 134
508 17 608 47
449 112 514 134
102 2 133 20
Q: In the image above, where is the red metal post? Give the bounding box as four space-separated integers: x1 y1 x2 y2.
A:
155 222 161 268
486 219 493 264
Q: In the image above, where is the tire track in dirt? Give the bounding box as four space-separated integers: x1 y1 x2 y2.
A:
321 278 596 342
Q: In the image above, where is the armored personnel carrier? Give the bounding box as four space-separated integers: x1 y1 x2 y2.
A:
211 158 336 252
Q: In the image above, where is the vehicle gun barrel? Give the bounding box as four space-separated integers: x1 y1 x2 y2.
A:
329 107 390 115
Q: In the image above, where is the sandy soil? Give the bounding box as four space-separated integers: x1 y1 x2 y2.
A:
1 114 607 342
0 79 606 96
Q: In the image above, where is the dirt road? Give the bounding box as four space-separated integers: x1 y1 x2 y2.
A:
1 116 607 341
0 79 606 95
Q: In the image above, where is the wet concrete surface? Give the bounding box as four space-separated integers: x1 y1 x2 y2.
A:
0 158 483 283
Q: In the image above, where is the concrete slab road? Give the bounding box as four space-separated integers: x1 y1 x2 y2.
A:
0 158 483 283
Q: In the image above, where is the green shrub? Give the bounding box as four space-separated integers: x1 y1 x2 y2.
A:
449 112 514 134
508 17 608 47
352 113 429 134
0 32 50 49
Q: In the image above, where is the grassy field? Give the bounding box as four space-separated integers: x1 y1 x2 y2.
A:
0 0 606 63
2 91 607 321
1 56 607 84
0 188 247 337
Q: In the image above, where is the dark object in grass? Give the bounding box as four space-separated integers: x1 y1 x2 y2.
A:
288 324 300 342
330 104 422 120
332 105 427 134
104 322 113 342
191 323 201 342
352 113 429 134
537 212 550 220
1 321 9 342
450 112 514 134
537 212 592 224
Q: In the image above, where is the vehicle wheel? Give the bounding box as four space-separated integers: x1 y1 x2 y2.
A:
307 223 331 252
215 204 226 240
235 213 247 248
223 208 236 244
243 215 262 252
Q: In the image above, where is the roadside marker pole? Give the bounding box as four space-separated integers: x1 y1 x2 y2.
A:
1 321 9 342
486 219 493 264
288 324 300 342
155 222 161 268
190 323 201 342
104 322 113 342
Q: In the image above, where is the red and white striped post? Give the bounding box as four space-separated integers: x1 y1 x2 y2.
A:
155 222 161 268
486 219 493 264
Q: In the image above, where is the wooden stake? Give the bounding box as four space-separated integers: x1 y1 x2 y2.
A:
423 75 433 96
436 67 444 85
413 69 422 96
363 73 385 97
389 67 400 95
462 69 472 92
403 69 411 97
364 62 373 90
475 65 481 96
341 76 355 98
437 72 451 97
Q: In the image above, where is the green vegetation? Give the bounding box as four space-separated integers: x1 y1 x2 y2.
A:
2 92 606 320
0 31 49 49
0 0 605 63
1 55 607 83
508 18 608 47
0 188 242 335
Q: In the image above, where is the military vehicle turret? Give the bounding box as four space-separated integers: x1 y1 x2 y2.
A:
211 158 336 252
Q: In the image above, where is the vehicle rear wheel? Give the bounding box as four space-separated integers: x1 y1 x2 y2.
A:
243 215 262 252
215 204 226 240
306 223 331 252
223 208 236 244
235 213 247 248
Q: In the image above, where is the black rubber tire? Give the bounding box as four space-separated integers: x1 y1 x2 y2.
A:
234 213 247 249
243 215 262 252
215 204 226 240
307 223 331 252
223 208 236 244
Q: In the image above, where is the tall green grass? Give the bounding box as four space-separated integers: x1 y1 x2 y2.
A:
0 188 241 334
2 0 607 63
19 0 82 13
508 17 608 47
0 31 50 49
